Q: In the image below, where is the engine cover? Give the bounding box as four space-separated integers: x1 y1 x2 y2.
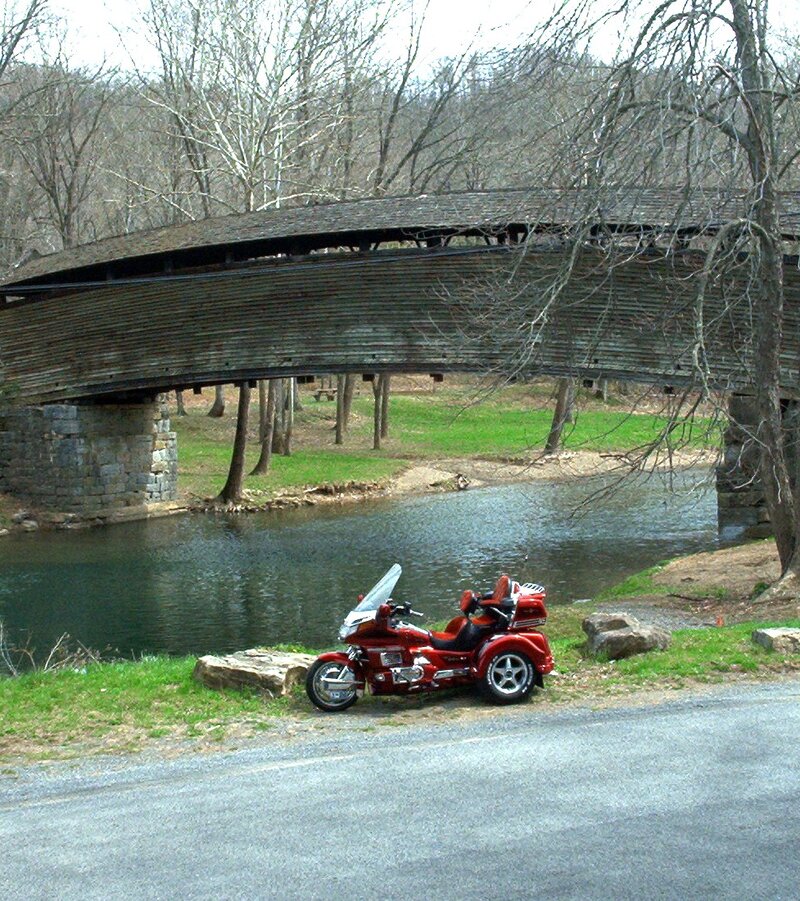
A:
390 665 425 684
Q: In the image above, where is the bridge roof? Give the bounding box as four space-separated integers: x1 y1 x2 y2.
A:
4 186 800 289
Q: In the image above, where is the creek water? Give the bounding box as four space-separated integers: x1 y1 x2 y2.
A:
0 468 720 658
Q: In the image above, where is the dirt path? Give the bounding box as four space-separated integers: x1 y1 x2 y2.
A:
383 448 716 496
592 540 799 624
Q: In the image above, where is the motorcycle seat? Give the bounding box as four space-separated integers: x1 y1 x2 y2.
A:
429 619 494 651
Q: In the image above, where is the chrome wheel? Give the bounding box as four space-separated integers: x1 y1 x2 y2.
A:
480 651 535 704
306 659 358 712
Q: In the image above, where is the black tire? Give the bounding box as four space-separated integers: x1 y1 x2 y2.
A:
306 659 359 712
478 650 536 704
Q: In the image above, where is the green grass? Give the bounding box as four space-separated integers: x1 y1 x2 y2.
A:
351 394 718 457
3 609 798 763
174 415 407 498
0 656 292 759
594 558 733 604
547 618 800 689
594 562 671 601
171 386 720 502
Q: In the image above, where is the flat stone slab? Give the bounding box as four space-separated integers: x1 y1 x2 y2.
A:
752 628 800 655
193 649 316 697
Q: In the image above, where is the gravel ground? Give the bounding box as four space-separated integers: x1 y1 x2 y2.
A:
590 602 715 630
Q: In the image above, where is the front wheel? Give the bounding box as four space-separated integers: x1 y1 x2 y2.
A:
478 650 536 704
306 659 359 712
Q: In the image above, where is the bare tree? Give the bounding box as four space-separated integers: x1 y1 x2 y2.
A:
545 378 575 454
250 378 277 474
371 375 382 450
175 389 186 415
370 2 480 195
0 1 47 81
454 0 800 590
380 372 391 439
216 382 251 505
207 384 225 418
11 56 115 249
335 373 358 443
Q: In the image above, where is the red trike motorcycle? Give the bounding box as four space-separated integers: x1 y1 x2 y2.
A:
305 564 554 711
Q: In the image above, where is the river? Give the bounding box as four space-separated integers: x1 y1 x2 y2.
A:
0 468 721 658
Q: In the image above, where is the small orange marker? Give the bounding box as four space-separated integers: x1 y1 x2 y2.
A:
715 615 725 627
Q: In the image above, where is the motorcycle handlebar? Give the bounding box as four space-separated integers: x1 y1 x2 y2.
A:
390 603 424 618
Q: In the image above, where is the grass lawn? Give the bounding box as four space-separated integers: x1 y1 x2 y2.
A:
352 393 716 456
172 383 720 501
2 605 797 764
0 656 289 760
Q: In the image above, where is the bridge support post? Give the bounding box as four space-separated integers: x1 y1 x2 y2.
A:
0 396 177 524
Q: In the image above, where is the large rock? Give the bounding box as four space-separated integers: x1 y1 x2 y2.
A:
582 612 639 641
193 649 316 697
752 628 800 655
582 612 672 660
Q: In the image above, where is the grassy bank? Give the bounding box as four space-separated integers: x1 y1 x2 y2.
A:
175 383 719 501
3 604 798 765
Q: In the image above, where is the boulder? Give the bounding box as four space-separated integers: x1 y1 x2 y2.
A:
582 612 640 640
751 628 800 655
582 612 671 660
193 649 316 697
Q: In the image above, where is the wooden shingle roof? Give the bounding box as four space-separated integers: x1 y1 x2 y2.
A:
5 186 800 288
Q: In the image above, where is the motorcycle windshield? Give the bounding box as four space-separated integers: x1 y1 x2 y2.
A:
353 564 402 612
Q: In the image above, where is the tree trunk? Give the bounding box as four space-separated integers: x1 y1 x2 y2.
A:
380 373 391 439
545 378 574 454
335 374 345 445
565 379 576 424
292 378 303 412
175 390 186 416
283 377 294 456
207 384 225 417
216 383 251 505
250 379 277 475
342 374 356 430
257 380 268 442
594 378 608 403
271 379 285 454
372 376 382 450
729 0 798 578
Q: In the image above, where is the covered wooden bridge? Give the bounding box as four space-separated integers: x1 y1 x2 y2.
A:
1 186 799 523
3 186 800 405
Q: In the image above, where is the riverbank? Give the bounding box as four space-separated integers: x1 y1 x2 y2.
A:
0 382 718 530
3 542 799 766
176 382 719 508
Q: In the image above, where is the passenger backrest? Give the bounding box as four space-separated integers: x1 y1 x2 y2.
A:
492 574 511 602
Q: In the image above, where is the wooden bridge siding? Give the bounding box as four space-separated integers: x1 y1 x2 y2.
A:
2 247 799 404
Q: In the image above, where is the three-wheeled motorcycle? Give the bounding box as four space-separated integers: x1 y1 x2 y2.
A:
305 564 554 711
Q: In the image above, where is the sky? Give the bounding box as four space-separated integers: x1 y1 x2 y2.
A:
41 0 545 70
34 0 800 71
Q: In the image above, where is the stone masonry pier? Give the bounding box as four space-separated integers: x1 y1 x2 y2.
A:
0 396 177 523
717 394 800 541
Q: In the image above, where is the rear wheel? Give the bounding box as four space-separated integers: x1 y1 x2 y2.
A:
479 650 536 704
306 659 359 712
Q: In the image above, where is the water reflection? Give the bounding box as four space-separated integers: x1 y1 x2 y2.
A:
0 468 719 656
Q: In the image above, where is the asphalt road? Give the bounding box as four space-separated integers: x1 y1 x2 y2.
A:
2 682 799 900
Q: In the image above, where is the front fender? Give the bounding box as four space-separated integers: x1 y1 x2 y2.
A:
475 633 554 678
313 651 366 687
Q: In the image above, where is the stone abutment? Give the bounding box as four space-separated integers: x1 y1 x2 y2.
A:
716 394 800 541
0 396 177 523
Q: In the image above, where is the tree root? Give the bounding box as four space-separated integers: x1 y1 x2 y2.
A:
752 572 800 605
